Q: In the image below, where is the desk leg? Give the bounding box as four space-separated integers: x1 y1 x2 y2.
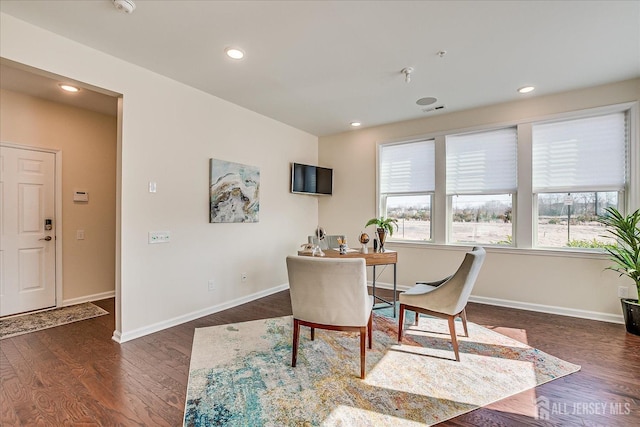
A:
393 263 397 317
372 265 377 304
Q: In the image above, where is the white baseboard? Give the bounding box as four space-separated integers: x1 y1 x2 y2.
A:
112 280 625 343
63 290 116 307
468 295 625 324
371 281 625 324
113 284 290 343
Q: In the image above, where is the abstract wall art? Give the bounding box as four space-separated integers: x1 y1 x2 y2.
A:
209 159 260 223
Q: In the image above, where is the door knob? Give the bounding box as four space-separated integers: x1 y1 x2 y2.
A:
39 236 52 241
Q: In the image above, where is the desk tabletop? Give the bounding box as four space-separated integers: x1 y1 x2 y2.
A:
298 248 397 266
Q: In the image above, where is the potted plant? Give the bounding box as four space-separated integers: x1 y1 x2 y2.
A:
598 207 640 336
365 217 398 252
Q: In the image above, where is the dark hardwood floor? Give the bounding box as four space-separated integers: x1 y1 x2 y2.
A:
1 289 639 426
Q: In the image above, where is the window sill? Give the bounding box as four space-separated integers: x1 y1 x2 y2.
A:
384 240 609 260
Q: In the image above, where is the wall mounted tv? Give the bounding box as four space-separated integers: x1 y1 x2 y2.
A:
291 163 333 196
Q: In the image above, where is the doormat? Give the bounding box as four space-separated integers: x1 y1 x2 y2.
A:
0 302 108 339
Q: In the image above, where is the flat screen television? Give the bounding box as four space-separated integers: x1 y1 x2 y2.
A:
291 163 333 195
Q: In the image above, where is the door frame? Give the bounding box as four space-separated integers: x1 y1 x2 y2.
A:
1 141 63 309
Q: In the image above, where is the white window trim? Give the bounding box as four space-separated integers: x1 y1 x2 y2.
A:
374 101 639 254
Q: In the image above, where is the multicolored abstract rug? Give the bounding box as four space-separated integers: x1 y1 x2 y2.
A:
184 311 580 426
0 302 108 339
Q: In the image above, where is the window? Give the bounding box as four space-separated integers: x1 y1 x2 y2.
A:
374 103 634 252
446 128 517 245
379 140 434 241
532 112 627 248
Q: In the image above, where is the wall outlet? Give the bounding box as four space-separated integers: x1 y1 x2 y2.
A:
618 286 628 298
241 272 248 283
148 231 170 244
76 229 85 240
208 280 215 292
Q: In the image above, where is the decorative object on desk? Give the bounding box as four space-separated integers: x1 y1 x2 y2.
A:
337 237 347 254
209 159 259 223
597 207 640 336
184 313 580 426
359 232 370 254
300 243 324 257
312 225 327 248
365 216 398 252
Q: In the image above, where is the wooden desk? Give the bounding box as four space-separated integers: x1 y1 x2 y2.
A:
297 248 398 316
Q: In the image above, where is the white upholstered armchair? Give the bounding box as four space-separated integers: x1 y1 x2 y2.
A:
286 255 374 379
398 246 486 361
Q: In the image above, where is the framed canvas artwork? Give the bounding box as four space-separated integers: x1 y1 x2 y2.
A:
209 159 260 223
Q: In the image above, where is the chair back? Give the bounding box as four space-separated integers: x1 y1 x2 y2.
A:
425 246 486 315
286 255 370 326
307 234 345 250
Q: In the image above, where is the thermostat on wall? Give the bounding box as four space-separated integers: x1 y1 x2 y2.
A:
73 190 89 202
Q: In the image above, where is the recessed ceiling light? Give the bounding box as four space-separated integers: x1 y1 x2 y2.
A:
350 122 362 127
225 47 245 60
518 86 535 94
59 84 80 93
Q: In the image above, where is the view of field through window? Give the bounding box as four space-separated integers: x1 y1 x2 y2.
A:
386 191 618 247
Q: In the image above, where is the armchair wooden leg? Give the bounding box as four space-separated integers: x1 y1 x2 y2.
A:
310 327 315 341
367 313 373 349
359 327 366 379
398 304 405 342
414 311 419 326
460 309 469 337
292 318 300 367
447 316 460 362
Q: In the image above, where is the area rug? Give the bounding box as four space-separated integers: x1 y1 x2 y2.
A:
0 302 108 339
184 312 580 426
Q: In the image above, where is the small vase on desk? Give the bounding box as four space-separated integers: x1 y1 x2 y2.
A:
376 228 387 252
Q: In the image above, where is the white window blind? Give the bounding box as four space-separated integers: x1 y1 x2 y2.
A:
379 140 435 193
446 128 517 195
532 113 626 192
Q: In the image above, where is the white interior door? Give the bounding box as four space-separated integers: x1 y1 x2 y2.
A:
0 146 56 317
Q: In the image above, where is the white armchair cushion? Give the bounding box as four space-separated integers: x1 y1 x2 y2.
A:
287 255 372 326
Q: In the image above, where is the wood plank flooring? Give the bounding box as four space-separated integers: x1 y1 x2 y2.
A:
1 290 639 426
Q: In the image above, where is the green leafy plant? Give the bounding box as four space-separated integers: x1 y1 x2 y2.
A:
365 217 398 237
598 207 640 299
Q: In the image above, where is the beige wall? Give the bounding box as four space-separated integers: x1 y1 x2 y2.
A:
0 89 117 303
1 13 319 341
319 78 640 322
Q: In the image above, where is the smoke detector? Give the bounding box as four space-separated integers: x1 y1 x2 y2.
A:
401 67 414 83
113 0 136 14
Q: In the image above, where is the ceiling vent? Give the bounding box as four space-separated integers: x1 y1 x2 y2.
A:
421 105 446 113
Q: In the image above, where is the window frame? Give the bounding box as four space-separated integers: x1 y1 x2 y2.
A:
445 127 518 247
377 138 436 243
447 193 516 246
374 101 637 254
381 192 434 242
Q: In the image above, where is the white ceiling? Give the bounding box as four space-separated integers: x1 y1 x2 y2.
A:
1 0 639 136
